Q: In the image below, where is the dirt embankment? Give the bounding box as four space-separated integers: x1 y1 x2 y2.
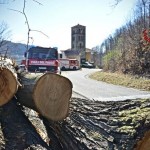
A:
0 97 150 150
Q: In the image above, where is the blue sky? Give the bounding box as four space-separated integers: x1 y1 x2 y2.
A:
0 0 136 50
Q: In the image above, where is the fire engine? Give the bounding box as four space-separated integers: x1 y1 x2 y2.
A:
21 46 61 74
59 58 79 70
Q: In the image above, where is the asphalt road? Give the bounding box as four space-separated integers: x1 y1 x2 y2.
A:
62 68 150 101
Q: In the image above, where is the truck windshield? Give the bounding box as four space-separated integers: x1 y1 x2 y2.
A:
28 47 58 60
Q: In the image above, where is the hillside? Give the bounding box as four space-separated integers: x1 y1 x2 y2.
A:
0 41 29 64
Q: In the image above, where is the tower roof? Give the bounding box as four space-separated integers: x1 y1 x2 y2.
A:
72 24 86 28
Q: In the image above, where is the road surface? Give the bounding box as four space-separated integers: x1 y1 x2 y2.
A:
62 68 150 101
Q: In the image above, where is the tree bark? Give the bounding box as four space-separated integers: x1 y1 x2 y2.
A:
0 57 20 106
1 97 150 149
42 98 150 150
17 72 73 121
0 98 51 150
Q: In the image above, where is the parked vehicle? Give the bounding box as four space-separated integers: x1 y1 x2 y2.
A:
21 46 61 74
81 62 95 68
59 58 79 70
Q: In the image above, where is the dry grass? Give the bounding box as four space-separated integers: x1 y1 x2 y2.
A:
89 71 150 91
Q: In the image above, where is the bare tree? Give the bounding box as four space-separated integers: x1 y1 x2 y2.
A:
0 22 11 50
9 0 48 52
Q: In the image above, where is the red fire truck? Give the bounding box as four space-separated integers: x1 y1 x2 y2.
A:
59 58 79 70
21 46 61 74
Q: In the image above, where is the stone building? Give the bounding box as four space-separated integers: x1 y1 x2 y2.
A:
71 24 86 63
85 48 93 62
60 49 80 62
61 24 94 66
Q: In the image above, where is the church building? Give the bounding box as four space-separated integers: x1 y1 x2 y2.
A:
61 24 93 65
71 24 86 63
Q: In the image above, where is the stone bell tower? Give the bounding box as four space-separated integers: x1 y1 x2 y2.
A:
71 24 86 62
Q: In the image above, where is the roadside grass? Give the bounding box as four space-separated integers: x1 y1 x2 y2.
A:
89 71 150 91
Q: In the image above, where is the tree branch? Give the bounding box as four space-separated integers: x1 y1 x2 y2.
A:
31 29 49 38
32 0 43 6
8 8 23 14
111 0 122 8
8 0 48 51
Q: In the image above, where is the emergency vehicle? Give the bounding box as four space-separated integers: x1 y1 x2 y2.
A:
59 58 79 70
21 46 61 74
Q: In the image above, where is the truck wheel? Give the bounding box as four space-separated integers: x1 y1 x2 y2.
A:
62 66 66 71
73 66 76 70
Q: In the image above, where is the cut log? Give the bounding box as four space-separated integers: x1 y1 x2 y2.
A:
17 72 72 121
0 58 19 106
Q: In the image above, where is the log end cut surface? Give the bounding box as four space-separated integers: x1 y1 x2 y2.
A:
33 73 72 121
0 68 18 106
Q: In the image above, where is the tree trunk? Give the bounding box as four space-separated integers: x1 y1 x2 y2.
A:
0 98 51 150
0 57 19 106
42 98 150 150
1 96 150 149
17 72 73 121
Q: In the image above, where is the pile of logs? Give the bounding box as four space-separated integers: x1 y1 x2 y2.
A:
0 57 72 121
1 96 150 149
1 57 150 150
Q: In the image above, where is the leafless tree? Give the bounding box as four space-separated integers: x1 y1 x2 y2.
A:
99 0 150 75
8 0 48 52
0 22 11 49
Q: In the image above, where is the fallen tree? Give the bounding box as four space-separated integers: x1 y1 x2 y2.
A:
1 97 150 149
42 98 150 150
17 72 73 121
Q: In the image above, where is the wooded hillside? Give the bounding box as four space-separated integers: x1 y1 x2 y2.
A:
93 0 150 77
